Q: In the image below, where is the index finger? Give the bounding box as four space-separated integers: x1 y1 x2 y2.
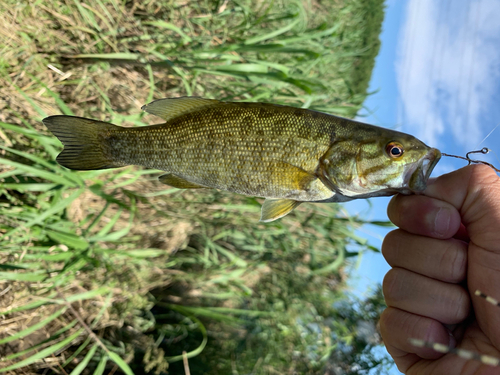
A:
424 164 500 251
387 194 462 239
387 165 500 241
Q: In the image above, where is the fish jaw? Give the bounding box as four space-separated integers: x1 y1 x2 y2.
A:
404 148 441 193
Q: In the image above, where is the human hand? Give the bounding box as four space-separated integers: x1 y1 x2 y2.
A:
380 165 500 374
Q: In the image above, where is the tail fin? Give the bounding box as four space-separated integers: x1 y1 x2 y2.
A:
43 115 124 170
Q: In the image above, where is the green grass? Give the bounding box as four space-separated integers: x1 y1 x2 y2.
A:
0 0 389 374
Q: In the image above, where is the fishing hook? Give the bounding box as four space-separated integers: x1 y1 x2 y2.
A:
442 148 500 173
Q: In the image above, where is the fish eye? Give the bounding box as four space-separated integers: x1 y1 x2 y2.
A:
385 141 404 159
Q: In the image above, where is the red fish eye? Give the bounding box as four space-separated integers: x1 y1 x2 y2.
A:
386 142 404 159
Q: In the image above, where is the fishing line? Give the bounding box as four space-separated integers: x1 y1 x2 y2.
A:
490 149 500 168
442 148 500 173
472 121 500 167
474 121 500 149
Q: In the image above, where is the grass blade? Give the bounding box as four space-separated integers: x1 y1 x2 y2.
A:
0 157 79 187
93 355 108 375
0 307 66 344
69 344 98 375
2 187 85 238
244 18 301 45
164 313 208 363
108 352 135 375
0 329 84 373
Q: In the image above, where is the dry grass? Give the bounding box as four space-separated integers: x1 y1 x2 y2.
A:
0 0 388 373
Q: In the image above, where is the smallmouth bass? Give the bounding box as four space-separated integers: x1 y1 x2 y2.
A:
43 97 441 222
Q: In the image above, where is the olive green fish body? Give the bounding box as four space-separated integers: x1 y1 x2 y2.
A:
104 103 336 201
43 97 441 222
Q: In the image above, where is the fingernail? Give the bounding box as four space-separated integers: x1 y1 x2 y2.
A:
448 330 456 348
434 207 451 237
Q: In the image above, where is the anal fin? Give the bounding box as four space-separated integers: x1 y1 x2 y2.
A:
260 199 301 222
158 173 209 189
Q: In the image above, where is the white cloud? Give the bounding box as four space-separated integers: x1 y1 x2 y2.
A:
396 0 500 149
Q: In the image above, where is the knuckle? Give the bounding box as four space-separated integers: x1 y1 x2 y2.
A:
387 195 402 224
379 307 399 340
452 288 470 322
438 240 467 282
381 230 399 259
383 268 404 305
379 308 390 334
444 287 470 324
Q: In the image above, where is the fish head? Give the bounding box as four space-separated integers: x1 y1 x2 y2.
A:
319 129 441 199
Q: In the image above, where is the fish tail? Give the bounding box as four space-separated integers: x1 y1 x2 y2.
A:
42 115 124 170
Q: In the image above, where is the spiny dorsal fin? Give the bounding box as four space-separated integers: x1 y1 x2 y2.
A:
141 97 221 121
260 199 301 222
158 173 209 189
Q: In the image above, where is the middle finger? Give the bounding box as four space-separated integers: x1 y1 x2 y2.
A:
382 229 468 283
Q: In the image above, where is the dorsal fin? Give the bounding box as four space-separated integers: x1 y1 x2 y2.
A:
141 97 221 121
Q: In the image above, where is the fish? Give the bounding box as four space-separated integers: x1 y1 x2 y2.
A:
42 97 441 222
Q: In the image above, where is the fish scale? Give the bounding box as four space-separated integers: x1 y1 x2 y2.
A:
43 97 441 222
104 105 333 198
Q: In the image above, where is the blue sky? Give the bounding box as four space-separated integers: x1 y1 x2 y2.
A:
346 0 500 372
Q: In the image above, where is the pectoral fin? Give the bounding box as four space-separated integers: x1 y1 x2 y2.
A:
158 173 209 189
260 199 302 222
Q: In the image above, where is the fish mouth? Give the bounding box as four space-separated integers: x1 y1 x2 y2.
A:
405 148 441 192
